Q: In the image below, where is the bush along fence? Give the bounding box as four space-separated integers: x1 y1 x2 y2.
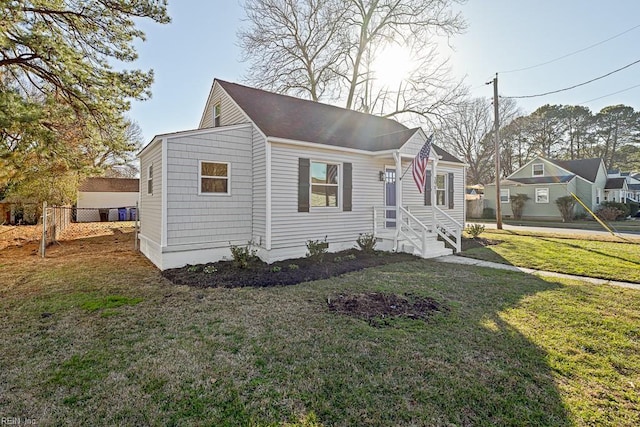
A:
39 202 140 257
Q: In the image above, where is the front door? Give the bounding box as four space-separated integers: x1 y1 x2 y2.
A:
384 167 396 228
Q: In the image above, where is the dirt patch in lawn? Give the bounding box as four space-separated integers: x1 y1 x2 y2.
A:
327 292 449 324
162 250 419 288
460 237 502 251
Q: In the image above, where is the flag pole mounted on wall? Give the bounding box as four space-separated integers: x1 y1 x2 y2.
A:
399 133 433 194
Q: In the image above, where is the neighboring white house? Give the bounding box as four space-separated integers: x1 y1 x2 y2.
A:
138 79 466 270
77 178 140 222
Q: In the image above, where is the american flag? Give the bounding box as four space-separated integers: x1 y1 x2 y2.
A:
411 134 433 193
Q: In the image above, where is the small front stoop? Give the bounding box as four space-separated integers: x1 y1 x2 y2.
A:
376 231 453 259
397 234 453 258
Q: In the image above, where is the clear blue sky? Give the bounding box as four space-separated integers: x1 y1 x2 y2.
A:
130 0 640 144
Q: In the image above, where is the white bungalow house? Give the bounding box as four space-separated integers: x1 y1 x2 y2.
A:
138 79 466 270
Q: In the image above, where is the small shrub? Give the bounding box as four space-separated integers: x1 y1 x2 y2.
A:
356 233 377 252
288 264 299 270
270 266 282 273
482 207 494 219
626 201 639 217
600 201 629 218
203 265 217 274
306 236 328 262
333 256 343 263
596 206 626 221
465 223 485 238
187 265 199 273
229 241 258 269
344 254 356 260
509 193 530 220
555 196 577 222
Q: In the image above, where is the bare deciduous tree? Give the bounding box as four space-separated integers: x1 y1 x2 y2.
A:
438 97 520 184
239 0 347 101
239 0 468 124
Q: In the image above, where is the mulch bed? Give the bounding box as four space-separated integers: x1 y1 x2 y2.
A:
162 249 419 288
327 292 449 325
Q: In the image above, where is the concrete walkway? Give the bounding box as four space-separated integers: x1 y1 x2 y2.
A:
434 255 640 291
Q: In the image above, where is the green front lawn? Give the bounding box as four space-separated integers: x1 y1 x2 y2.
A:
462 229 640 283
1 230 639 426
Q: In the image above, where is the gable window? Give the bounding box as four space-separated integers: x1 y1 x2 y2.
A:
200 161 230 194
311 162 339 208
535 188 549 203
532 163 544 176
436 174 446 206
500 189 510 203
147 164 153 195
213 103 221 127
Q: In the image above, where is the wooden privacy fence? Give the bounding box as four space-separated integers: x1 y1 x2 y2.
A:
40 202 72 257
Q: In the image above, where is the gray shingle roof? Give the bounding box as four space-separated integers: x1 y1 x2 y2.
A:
79 178 139 193
217 80 462 163
548 158 603 182
605 177 626 189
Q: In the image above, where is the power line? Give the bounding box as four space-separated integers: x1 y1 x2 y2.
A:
579 83 640 104
499 23 640 74
501 58 640 99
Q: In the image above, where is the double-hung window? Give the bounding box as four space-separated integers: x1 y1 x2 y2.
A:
500 189 510 203
147 164 153 195
436 174 446 206
200 161 230 194
213 103 221 127
535 188 549 203
532 163 544 176
311 162 339 208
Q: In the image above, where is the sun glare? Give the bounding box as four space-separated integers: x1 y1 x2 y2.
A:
371 44 414 88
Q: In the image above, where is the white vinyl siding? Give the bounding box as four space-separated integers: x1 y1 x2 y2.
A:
139 141 163 245
165 125 253 247
270 142 386 249
200 84 247 128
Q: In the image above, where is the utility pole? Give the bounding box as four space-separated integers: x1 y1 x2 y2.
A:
491 73 502 229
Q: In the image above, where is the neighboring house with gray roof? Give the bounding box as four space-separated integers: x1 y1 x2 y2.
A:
77 178 139 222
485 156 638 221
138 79 466 270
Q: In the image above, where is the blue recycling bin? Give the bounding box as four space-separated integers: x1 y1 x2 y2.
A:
118 207 127 221
129 207 137 221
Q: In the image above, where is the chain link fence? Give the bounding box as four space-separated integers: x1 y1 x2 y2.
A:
40 203 72 256
39 203 139 257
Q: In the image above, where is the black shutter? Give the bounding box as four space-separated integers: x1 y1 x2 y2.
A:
424 170 432 206
343 163 352 211
298 158 310 212
448 172 454 209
